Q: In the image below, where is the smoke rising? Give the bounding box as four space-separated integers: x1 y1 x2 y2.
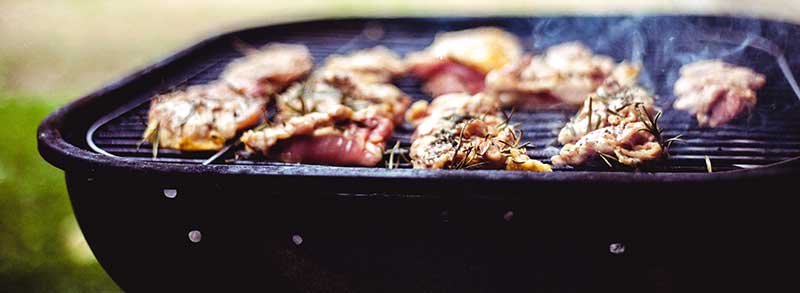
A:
527 16 799 109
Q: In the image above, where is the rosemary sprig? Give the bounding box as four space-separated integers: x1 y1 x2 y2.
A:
634 103 684 154
588 103 693 169
178 102 198 131
451 122 469 165
464 161 489 169
663 134 685 155
384 141 410 169
137 121 161 158
298 86 308 115
597 151 619 168
497 107 515 131
151 125 160 159
635 103 660 139
387 141 400 169
479 134 492 156
284 85 310 115
453 144 476 169
253 119 271 131
587 96 593 132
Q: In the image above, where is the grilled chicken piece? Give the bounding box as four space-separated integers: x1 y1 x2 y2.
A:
240 106 394 166
275 47 410 125
276 73 410 126
142 43 311 152
486 42 639 109
557 80 656 145
552 79 664 167
407 27 523 97
551 121 663 167
408 93 551 171
673 60 766 128
406 92 500 135
144 83 266 151
220 43 314 98
319 46 406 84
242 47 410 166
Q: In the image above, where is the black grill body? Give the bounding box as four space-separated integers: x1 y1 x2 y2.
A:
39 16 800 292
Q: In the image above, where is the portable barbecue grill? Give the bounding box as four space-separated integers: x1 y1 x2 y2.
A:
39 16 800 292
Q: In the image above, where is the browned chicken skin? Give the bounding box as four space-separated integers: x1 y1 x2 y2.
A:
220 43 314 98
407 93 551 171
552 121 663 167
557 80 656 145
241 46 410 166
320 46 406 84
551 81 663 167
406 27 523 97
143 83 266 151
240 106 394 166
144 43 314 151
486 42 640 109
673 60 766 128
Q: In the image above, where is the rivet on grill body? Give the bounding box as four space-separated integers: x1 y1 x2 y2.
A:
503 211 514 221
163 189 177 199
609 243 625 254
188 230 202 243
292 234 303 246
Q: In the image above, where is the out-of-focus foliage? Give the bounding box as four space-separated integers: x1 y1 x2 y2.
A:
0 97 121 292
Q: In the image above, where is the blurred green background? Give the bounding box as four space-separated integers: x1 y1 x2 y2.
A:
1 0 799 291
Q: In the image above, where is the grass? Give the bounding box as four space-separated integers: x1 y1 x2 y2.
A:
0 97 121 292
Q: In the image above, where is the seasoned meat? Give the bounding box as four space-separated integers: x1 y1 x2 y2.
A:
276 74 410 125
240 106 394 167
276 47 410 125
407 27 522 97
220 43 314 98
551 121 663 167
673 60 766 128
552 80 664 167
406 92 499 128
408 93 551 171
557 80 656 145
142 43 312 152
144 83 266 151
486 42 639 109
412 60 488 97
319 46 406 84
242 47 409 166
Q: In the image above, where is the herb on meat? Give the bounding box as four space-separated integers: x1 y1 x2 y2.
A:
497 107 515 131
634 103 684 155
385 141 410 169
597 151 619 168
151 124 160 159
587 96 593 132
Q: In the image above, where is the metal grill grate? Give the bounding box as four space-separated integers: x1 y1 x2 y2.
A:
88 20 800 173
